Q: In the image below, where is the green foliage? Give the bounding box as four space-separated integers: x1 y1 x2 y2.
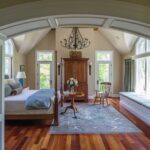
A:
37 52 52 61
98 64 109 91
39 63 51 89
96 53 110 61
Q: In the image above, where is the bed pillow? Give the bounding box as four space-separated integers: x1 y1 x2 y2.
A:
13 87 23 95
9 82 22 89
7 79 16 84
4 79 8 84
5 84 12 97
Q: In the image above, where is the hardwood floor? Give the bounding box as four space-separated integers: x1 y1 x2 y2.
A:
5 99 150 150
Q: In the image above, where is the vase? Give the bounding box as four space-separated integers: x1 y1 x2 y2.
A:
70 88 75 94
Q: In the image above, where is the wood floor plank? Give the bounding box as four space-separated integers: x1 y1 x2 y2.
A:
5 99 150 150
66 135 72 150
93 135 106 150
41 134 51 149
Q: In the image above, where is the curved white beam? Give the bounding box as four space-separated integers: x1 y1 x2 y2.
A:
0 0 150 26
0 15 149 38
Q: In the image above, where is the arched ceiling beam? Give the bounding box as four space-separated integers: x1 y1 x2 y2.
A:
0 15 149 38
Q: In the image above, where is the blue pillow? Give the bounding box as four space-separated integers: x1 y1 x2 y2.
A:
5 84 12 97
9 82 22 89
13 87 23 95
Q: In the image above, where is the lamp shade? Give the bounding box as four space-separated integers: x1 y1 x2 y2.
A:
16 72 26 79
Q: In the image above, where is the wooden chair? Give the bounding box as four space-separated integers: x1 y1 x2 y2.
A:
94 82 111 106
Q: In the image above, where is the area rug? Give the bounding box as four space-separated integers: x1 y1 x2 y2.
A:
50 104 141 134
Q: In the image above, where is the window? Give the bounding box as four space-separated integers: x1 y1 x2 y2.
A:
36 51 53 89
135 38 150 96
135 58 146 94
37 51 53 61
136 38 146 55
96 51 111 61
5 40 13 78
136 38 150 55
146 40 150 52
95 51 112 91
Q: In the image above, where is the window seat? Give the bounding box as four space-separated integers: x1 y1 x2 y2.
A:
120 92 150 125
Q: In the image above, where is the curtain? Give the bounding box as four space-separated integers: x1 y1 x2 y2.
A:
124 59 135 91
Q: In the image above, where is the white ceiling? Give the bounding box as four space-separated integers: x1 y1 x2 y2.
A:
12 27 138 55
13 28 51 54
99 28 137 54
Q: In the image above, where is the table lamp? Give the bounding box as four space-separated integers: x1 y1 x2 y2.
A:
16 71 26 86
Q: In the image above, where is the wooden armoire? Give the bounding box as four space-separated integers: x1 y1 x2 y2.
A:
63 58 88 102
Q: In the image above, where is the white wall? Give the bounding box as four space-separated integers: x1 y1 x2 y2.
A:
26 30 56 89
25 28 122 96
13 45 26 78
56 28 122 97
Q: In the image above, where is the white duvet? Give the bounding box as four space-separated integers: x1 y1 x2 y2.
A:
5 88 56 115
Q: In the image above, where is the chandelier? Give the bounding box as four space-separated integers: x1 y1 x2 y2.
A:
60 27 90 50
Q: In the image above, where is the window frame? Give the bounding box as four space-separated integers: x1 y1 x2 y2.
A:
35 50 54 89
135 38 150 96
95 50 113 93
4 39 14 78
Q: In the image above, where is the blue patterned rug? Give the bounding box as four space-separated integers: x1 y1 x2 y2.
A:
50 103 141 134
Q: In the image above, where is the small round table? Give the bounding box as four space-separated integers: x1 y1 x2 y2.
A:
61 92 84 118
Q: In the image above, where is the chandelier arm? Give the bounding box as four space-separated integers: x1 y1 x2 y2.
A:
60 27 90 50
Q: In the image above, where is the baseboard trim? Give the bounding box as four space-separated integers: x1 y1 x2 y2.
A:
88 94 119 99
110 94 119 98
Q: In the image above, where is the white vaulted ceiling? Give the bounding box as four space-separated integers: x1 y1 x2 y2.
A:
99 28 137 54
13 28 51 54
12 27 138 55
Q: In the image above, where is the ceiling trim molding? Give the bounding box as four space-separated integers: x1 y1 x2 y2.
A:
0 14 149 38
110 19 150 37
103 18 114 28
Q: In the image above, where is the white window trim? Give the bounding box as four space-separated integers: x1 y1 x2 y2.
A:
4 39 14 78
135 38 150 96
35 50 54 89
95 50 113 94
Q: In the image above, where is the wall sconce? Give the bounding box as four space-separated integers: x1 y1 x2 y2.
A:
57 61 63 75
89 62 92 75
57 63 61 75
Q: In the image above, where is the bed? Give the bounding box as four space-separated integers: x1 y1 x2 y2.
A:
5 88 60 124
5 51 59 126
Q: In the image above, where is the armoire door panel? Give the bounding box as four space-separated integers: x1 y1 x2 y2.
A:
63 58 89 102
76 62 87 82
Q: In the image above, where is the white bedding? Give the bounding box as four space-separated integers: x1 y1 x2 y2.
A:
5 88 56 115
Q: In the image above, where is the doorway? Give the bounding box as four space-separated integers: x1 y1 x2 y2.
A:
36 51 53 89
95 51 113 91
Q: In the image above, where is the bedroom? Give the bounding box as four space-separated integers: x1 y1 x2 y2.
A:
0 0 150 150
3 26 150 149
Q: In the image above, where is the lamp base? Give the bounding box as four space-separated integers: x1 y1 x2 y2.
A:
19 79 24 86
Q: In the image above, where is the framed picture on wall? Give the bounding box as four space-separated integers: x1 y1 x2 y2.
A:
20 65 25 71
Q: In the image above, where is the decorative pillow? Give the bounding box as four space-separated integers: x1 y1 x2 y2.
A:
5 84 12 97
9 82 22 89
12 87 23 95
4 79 8 84
7 79 16 84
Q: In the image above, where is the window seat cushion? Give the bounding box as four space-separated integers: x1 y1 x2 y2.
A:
120 92 150 109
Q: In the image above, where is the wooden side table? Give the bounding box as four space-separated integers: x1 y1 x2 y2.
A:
61 92 84 118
